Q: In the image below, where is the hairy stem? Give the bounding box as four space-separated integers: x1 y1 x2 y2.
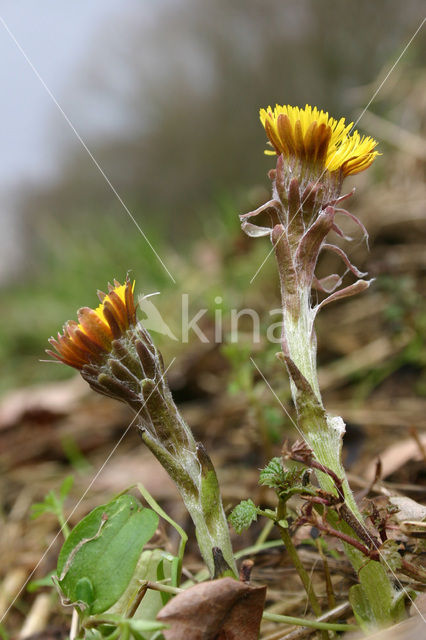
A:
278 279 401 629
139 403 237 578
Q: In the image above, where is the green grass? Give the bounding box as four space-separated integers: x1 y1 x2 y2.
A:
0 211 176 394
0 194 275 394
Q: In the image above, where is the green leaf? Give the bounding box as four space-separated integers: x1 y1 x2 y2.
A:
391 589 409 623
27 572 56 593
84 629 104 640
379 540 402 572
349 584 374 630
31 476 74 538
156 559 170 606
31 492 58 519
91 614 165 632
128 620 166 633
137 483 187 588
57 495 158 615
75 577 95 608
229 499 257 534
259 458 315 502
170 556 180 590
276 518 288 528
259 457 287 489
88 615 165 640
0 622 10 640
59 475 74 500
107 548 174 628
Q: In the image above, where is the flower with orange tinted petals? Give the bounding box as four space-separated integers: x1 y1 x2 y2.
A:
47 277 136 370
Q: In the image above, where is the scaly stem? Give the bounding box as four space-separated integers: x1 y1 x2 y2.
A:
279 282 400 629
140 415 237 579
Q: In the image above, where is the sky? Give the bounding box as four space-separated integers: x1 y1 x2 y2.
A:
0 1 423 282
0 0 158 279
0 0 147 190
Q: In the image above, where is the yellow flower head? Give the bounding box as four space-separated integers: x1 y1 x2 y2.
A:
259 104 379 177
48 277 137 369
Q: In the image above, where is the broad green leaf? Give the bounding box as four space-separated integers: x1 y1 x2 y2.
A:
75 577 95 608
110 548 173 634
57 495 158 614
349 584 373 630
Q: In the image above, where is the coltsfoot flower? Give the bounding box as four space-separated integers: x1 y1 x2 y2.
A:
257 104 379 214
260 104 379 177
241 104 378 391
241 104 376 315
47 277 164 410
47 275 200 487
48 278 137 370
47 277 237 578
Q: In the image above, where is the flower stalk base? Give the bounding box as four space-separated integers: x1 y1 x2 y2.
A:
140 412 237 579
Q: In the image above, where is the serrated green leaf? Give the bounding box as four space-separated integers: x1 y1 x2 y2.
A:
259 458 315 503
57 495 159 615
229 499 258 534
259 457 286 489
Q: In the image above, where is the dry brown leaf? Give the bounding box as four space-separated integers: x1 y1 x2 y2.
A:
157 577 266 640
347 615 426 640
389 496 426 522
94 451 178 499
365 435 426 482
0 376 87 430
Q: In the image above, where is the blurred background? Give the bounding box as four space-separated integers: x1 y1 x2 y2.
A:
0 0 424 391
1 2 426 636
